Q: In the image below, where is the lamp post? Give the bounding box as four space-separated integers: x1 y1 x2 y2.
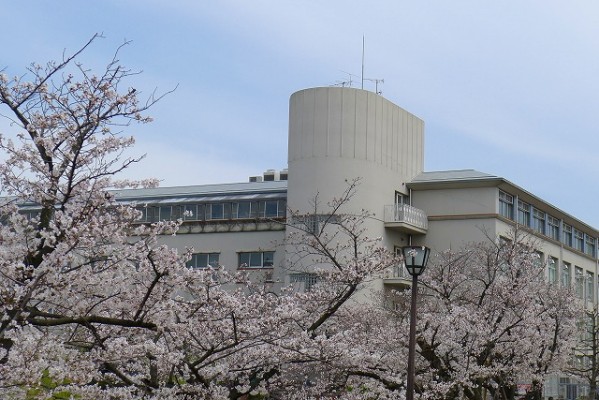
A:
401 245 430 400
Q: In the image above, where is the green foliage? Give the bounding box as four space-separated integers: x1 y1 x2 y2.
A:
24 370 80 400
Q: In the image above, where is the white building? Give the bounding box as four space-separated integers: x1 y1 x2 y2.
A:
115 86 598 399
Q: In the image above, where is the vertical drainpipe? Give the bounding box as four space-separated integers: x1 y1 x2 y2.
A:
408 188 413 246
595 236 598 305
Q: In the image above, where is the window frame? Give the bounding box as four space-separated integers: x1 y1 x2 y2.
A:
561 262 571 288
532 208 545 235
547 256 558 284
585 234 596 257
586 271 594 302
187 252 220 269
547 215 560 241
575 266 584 299
238 251 275 269
499 190 514 220
574 229 584 252
517 199 531 226
562 224 573 247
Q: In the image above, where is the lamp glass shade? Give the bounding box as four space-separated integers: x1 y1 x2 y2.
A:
402 246 430 277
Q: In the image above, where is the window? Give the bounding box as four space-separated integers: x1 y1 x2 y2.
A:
585 235 596 258
184 204 202 220
517 200 531 226
561 262 571 288
547 257 557 284
533 251 543 268
547 215 560 241
160 206 172 221
136 206 147 222
133 199 286 224
264 200 280 218
146 206 160 223
208 203 231 220
238 251 274 268
168 205 198 221
532 208 545 234
586 271 595 302
562 224 573 247
499 191 514 220
573 229 584 252
234 201 252 219
171 205 184 220
575 266 584 299
290 272 319 291
187 253 219 269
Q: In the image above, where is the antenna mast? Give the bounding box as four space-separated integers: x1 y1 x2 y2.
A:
361 36 365 90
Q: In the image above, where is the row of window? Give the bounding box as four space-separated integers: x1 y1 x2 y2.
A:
545 255 595 301
136 199 287 223
186 251 275 269
499 190 596 258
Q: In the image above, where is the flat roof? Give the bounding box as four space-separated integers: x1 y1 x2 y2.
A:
409 169 597 234
113 180 288 202
411 169 500 183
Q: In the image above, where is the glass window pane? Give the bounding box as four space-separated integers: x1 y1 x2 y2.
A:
208 254 219 267
576 267 584 298
278 200 287 217
160 206 172 221
171 205 183 220
184 204 197 220
249 202 259 218
210 203 224 219
249 252 262 267
547 257 557 284
147 207 159 222
223 203 231 219
237 202 251 218
562 263 571 288
265 201 278 218
239 253 250 267
136 206 147 222
263 252 274 267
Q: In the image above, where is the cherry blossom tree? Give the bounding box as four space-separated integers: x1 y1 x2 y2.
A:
0 36 401 399
398 231 579 400
568 305 599 399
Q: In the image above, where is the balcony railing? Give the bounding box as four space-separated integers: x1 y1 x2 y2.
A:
382 263 411 286
383 204 428 234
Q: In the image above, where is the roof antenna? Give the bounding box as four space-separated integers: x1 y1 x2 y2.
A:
364 78 384 95
361 35 365 90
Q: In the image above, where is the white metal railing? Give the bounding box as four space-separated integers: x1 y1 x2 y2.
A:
384 204 428 230
387 264 409 279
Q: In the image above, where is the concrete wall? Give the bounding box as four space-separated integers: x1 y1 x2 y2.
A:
412 186 498 217
158 230 287 282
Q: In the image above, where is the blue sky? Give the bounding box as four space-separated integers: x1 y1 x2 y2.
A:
2 1 599 228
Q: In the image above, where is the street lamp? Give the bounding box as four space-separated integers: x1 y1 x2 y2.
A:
401 245 430 400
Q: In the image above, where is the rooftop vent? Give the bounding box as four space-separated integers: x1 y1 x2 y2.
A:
279 169 288 181
263 169 277 182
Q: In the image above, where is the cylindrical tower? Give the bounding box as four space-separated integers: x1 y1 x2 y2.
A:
285 87 425 297
287 86 424 226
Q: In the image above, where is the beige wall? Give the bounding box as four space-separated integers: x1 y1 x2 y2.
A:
412 187 498 217
158 230 287 281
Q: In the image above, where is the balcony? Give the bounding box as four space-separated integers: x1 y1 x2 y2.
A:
383 204 428 234
383 264 411 287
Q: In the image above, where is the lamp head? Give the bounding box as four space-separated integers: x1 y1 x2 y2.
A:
401 246 430 277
